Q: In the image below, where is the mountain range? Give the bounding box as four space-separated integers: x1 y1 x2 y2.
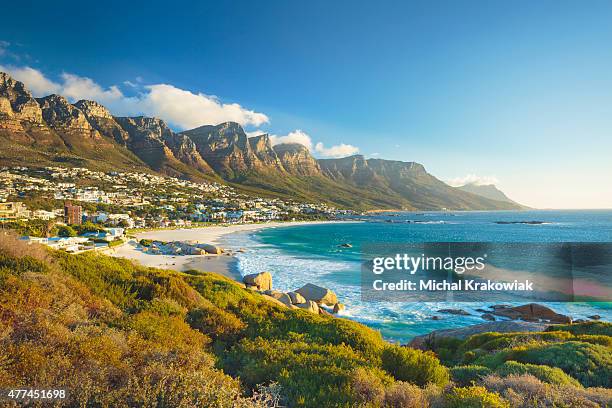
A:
0 72 523 210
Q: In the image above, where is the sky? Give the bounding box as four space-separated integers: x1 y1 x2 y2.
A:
1 0 611 209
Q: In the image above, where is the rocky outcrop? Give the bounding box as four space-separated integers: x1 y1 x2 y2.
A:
408 321 551 349
296 300 320 314
296 283 338 306
37 95 93 131
243 271 272 291
287 291 306 305
273 143 321 176
491 303 572 324
181 122 261 178
74 100 130 145
438 308 471 316
0 72 44 123
248 134 285 171
162 132 215 175
263 290 292 306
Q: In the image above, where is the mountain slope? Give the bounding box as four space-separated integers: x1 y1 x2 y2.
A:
320 155 520 210
0 71 524 210
457 183 523 207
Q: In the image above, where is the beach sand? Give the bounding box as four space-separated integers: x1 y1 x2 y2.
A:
109 221 336 280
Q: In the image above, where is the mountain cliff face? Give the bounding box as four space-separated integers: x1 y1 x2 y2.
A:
0 72 62 148
248 134 286 172
74 100 130 146
112 116 212 179
181 122 262 178
273 143 321 176
0 71 523 210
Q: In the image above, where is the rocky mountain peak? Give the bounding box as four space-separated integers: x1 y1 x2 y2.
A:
36 94 92 129
0 72 44 123
73 100 113 119
273 143 321 176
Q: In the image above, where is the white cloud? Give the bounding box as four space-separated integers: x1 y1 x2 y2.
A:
265 129 358 158
0 65 269 130
0 65 61 95
60 73 124 103
446 174 499 187
139 84 269 129
0 64 360 157
314 142 359 158
269 129 313 151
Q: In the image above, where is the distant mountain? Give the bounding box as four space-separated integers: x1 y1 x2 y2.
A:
0 71 524 210
457 183 524 207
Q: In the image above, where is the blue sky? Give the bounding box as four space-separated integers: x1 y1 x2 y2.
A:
1 0 611 208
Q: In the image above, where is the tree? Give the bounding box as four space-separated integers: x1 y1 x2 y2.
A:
57 225 77 237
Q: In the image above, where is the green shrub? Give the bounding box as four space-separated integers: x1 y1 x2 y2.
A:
451 365 493 386
445 386 509 408
547 321 612 336
514 341 611 387
495 361 582 387
576 334 612 347
57 225 77 237
383 381 428 408
381 346 450 387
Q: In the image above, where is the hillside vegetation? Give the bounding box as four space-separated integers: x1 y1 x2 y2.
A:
0 232 610 407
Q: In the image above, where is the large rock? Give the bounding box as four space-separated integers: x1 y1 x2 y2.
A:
197 243 223 254
408 321 551 349
243 272 272 291
332 303 345 314
492 303 571 324
296 300 319 314
264 290 292 306
438 308 471 316
287 291 306 304
262 294 286 307
296 283 338 306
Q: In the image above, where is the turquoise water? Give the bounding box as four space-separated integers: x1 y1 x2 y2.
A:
223 210 612 343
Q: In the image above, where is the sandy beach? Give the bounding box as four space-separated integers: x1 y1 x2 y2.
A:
109 221 337 280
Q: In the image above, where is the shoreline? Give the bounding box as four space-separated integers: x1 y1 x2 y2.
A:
109 220 343 280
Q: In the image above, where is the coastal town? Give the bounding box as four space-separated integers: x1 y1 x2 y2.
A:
0 165 350 253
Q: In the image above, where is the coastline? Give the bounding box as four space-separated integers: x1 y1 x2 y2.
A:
109 220 341 280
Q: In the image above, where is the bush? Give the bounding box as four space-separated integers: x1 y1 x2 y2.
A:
484 374 612 408
350 367 386 406
381 346 450 387
451 365 493 386
514 341 611 387
445 386 509 408
57 225 77 237
547 321 612 336
383 381 428 408
495 361 582 387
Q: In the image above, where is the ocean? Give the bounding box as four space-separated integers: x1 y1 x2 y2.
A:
221 210 612 343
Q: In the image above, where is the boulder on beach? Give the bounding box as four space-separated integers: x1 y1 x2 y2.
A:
243 272 272 291
197 243 223 254
332 303 345 314
262 294 286 307
264 290 292 306
287 291 306 305
481 313 496 321
296 283 338 306
492 303 571 323
438 308 471 316
296 300 319 314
